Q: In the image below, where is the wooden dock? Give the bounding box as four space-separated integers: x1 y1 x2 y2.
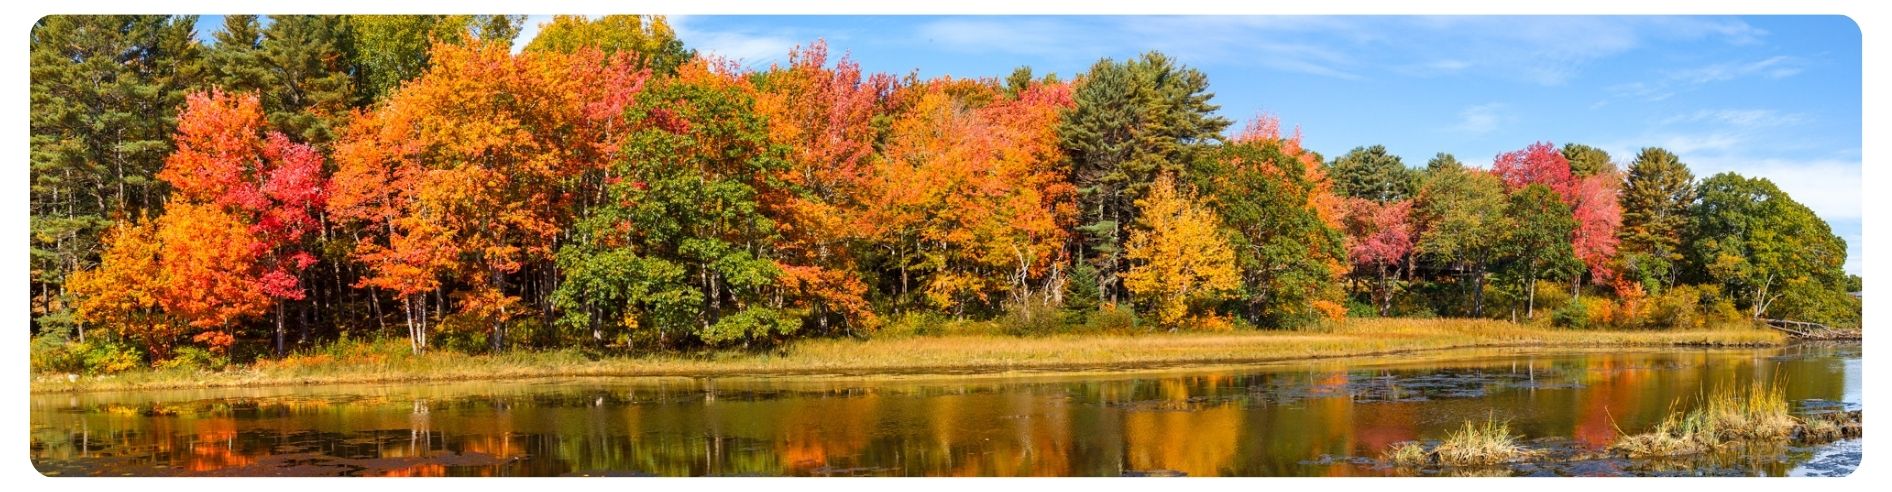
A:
1761 318 1861 340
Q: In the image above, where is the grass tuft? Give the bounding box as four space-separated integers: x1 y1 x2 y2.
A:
1433 416 1538 466
1611 380 1801 457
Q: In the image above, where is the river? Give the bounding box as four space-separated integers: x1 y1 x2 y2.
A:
29 343 1862 477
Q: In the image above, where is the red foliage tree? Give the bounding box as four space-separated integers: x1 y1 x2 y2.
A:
1343 198 1415 316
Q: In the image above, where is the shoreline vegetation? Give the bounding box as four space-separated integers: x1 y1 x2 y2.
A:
31 16 1859 387
31 318 1784 394
1383 378 1864 472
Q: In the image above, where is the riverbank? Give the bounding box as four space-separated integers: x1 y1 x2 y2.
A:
29 318 1785 394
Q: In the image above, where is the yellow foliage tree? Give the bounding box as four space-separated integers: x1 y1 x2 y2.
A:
1123 175 1241 328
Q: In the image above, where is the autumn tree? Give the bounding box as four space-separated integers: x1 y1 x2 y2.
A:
1190 115 1347 327
1343 198 1415 316
1415 164 1511 317
1060 52 1230 305
30 15 203 337
1123 175 1240 328
865 77 1076 316
525 15 692 75
1619 147 1696 293
332 39 647 353
347 15 527 101
749 41 893 334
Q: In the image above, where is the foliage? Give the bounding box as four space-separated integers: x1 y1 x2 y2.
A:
1500 184 1580 319
1059 52 1230 305
1123 175 1240 328
1619 147 1696 293
1415 164 1511 317
524 15 692 74
29 15 204 337
1687 173 1851 322
1327 144 1417 202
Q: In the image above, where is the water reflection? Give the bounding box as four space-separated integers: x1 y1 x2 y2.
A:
30 344 1860 477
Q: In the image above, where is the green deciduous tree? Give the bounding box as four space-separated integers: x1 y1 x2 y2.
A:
1501 184 1580 319
1415 165 1511 317
1686 173 1850 323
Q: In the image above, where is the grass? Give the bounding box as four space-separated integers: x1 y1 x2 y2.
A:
1610 379 1838 458
29 317 1786 394
1435 417 1539 466
1380 415 1539 468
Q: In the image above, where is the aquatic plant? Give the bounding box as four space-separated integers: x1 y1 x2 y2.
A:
1434 416 1538 466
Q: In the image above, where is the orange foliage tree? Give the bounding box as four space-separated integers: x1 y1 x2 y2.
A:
329 38 648 353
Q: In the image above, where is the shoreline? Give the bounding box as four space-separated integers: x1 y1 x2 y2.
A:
29 318 1789 394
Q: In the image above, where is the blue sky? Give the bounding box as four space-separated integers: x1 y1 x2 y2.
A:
201 15 1866 274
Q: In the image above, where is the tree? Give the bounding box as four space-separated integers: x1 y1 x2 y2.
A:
1619 147 1695 293
524 15 692 75
1327 145 1416 203
30 15 203 336
554 61 798 349
152 89 328 355
1687 173 1849 321
863 78 1076 315
1059 52 1230 305
1191 115 1347 327
1343 198 1415 316
1492 141 1575 197
749 41 893 334
1123 175 1240 328
1425 152 1464 172
347 15 527 101
207 15 360 146
1500 184 1580 319
332 39 648 353
66 217 169 357
1567 171 1623 291
1561 143 1614 177
1415 164 1511 317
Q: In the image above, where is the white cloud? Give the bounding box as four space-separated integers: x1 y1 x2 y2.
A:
1689 157 1862 221
1670 55 1805 84
1657 109 1806 128
1449 103 1507 135
669 15 800 66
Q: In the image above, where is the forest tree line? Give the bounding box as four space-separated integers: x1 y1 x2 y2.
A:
29 15 1860 370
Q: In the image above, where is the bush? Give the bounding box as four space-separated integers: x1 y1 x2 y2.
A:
1551 299 1590 329
157 345 229 371
1083 303 1141 334
999 301 1068 337
30 333 88 374
82 340 146 374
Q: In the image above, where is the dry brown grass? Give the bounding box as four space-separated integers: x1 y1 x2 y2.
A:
31 317 1785 393
1433 417 1540 466
1612 380 1800 457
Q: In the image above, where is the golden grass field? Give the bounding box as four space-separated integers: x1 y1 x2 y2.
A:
30 317 1786 393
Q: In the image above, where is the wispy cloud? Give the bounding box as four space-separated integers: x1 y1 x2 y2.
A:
1449 103 1508 135
1656 109 1806 128
1609 55 1807 102
669 15 801 66
1671 55 1806 83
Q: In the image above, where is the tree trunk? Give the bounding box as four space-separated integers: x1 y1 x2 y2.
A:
274 303 286 357
1471 265 1486 317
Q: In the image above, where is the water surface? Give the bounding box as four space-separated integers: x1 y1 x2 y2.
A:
30 343 1862 476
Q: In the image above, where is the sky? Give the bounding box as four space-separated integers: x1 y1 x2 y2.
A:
202 15 1866 275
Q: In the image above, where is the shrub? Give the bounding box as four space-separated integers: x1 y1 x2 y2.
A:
157 345 229 371
999 301 1068 337
1083 303 1140 334
81 340 146 374
1551 299 1590 329
30 333 88 374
